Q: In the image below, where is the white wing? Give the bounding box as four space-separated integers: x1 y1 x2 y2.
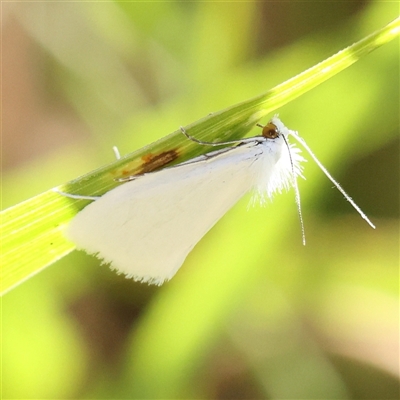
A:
67 138 288 285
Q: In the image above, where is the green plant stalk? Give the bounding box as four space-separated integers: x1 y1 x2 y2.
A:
1 17 399 296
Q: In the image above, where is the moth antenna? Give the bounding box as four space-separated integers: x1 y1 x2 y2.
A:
290 132 376 229
180 126 227 146
180 127 254 147
282 135 306 245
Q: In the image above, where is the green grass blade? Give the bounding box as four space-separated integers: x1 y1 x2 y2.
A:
1 17 399 296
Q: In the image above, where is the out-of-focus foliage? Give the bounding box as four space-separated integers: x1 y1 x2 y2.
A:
2 1 398 399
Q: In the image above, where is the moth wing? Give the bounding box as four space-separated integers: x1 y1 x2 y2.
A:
67 143 264 285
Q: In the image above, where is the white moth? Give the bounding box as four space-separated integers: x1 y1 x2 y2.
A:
59 116 374 285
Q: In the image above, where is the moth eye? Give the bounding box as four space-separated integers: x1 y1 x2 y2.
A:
262 122 279 139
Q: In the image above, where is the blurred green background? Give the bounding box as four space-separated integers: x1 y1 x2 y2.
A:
2 1 398 399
